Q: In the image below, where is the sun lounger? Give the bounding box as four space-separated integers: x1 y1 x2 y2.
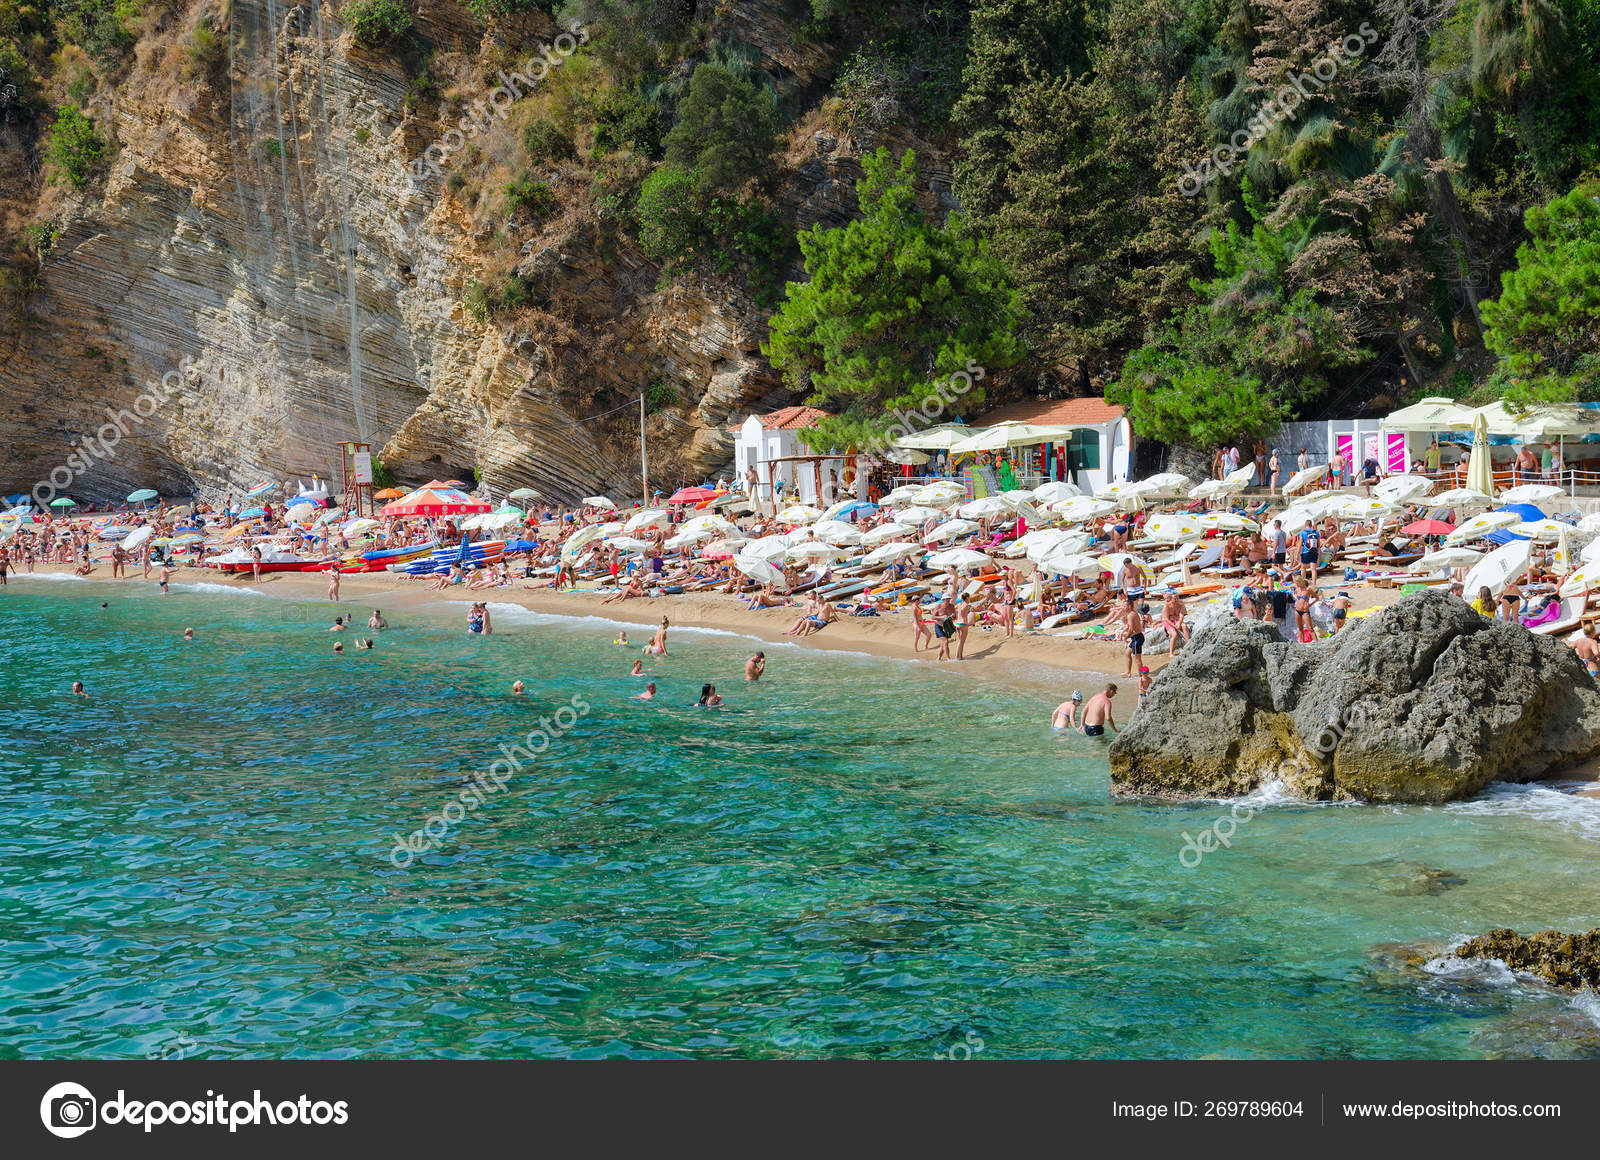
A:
1531 596 1587 636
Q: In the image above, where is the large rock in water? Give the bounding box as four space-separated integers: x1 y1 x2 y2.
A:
1109 591 1600 803
1454 928 1600 989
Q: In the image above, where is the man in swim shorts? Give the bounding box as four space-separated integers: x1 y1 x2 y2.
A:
1572 625 1600 677
1123 597 1145 677
1081 685 1118 736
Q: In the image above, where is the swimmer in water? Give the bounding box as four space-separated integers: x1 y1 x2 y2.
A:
368 609 388 630
357 637 373 650
512 680 526 695
329 616 347 631
632 682 656 701
183 627 195 642
697 683 722 708
1051 691 1083 730
745 651 765 682
630 660 644 676
615 632 629 646
332 641 344 654
71 681 88 698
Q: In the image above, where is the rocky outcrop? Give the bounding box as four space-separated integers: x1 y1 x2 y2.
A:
1454 928 1600 990
0 0 896 505
1109 591 1600 803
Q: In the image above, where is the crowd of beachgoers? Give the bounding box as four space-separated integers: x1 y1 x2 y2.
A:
6 460 1599 713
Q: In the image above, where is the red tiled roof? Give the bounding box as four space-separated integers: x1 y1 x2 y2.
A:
977 397 1123 427
733 405 832 431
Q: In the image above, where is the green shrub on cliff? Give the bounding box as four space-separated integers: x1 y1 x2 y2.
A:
345 0 412 46
46 104 106 189
663 62 782 195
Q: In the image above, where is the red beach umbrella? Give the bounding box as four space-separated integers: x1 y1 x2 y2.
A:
380 483 491 518
667 486 719 505
1402 519 1455 535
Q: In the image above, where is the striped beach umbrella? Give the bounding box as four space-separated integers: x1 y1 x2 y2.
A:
245 482 276 499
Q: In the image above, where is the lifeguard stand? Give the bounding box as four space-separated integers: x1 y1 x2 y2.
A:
337 441 374 517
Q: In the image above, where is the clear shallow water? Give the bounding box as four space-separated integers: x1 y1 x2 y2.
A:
2 579 1599 1059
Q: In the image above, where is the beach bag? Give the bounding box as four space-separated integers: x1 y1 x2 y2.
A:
939 616 956 636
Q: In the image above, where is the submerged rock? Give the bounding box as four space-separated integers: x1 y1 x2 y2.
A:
1109 591 1600 803
1455 928 1600 989
1372 861 1468 896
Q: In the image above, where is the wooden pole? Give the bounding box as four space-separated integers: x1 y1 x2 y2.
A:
639 393 649 509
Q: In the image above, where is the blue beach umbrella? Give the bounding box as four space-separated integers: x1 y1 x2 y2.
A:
238 507 267 519
4 493 28 504
835 500 879 520
127 488 158 503
1492 503 1545 523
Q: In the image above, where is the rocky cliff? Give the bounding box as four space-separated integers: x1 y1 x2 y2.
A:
1109 592 1600 804
0 0 923 504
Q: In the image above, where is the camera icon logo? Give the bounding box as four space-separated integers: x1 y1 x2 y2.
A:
40 1082 97 1138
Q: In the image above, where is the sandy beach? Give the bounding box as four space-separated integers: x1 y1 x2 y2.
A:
13 560 1415 724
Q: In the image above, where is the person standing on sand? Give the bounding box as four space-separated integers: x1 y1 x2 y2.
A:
912 600 932 653
954 596 974 660
327 568 341 602
745 651 765 681
1123 597 1145 677
1081 685 1118 736
1052 691 1082 730
251 546 262 584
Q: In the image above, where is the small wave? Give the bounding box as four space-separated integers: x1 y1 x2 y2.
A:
1443 781 1600 841
174 581 270 597
480 603 881 660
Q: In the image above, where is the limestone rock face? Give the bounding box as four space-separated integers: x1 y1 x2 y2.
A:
1109 592 1600 803
0 0 875 505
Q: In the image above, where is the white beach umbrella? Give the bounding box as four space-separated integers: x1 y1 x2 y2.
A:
1582 537 1600 565
917 480 967 502
561 524 606 559
1189 478 1244 500
860 522 915 547
1374 475 1434 504
880 485 924 507
927 547 993 571
1330 496 1398 520
743 535 793 561
777 505 824 524
1036 549 1105 581
1446 511 1520 543
1463 539 1533 597
1415 547 1483 571
810 519 865 546
1132 472 1191 497
924 518 981 544
1576 512 1600 534
624 508 668 532
1274 501 1329 535
1559 565 1599 597
342 517 380 537
782 527 820 546
1142 512 1210 542
1032 481 1082 504
1281 464 1327 495
679 513 740 538
1195 510 1259 533
122 526 153 551
1049 497 1119 523
1430 488 1496 512
605 536 653 553
1224 463 1258 486
1097 552 1153 585
959 496 1013 521
1005 528 1079 560
1499 484 1567 505
732 555 787 586
1001 489 1037 504
895 505 943 525
786 542 847 562
862 541 925 567
1511 519 1571 542
582 496 616 509
1094 480 1140 500
664 529 712 550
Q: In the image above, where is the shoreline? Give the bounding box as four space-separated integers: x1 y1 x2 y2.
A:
10 562 1197 713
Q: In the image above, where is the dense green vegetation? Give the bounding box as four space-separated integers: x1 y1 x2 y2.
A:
765 147 1025 449
2 0 1594 442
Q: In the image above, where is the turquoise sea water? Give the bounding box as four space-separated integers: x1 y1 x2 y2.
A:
3 577 1599 1059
